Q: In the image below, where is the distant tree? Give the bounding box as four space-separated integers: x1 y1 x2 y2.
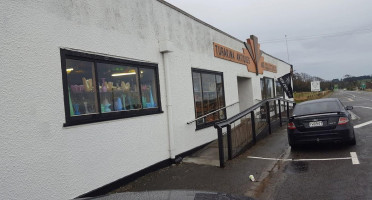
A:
291 72 370 92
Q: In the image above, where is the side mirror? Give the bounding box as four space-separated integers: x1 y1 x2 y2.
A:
345 106 353 110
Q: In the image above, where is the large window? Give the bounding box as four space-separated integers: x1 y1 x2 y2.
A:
192 69 226 129
61 49 162 126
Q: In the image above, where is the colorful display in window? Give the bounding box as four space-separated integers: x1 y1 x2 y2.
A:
66 59 98 116
97 63 141 112
61 49 161 126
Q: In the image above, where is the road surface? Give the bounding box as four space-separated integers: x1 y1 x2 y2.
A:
112 90 372 200
256 90 372 199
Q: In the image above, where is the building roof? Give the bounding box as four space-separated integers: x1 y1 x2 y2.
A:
261 50 292 66
157 0 293 67
157 0 243 43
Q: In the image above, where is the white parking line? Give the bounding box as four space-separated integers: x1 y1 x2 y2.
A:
350 152 360 165
348 110 359 120
247 156 351 162
346 97 354 102
345 92 372 101
344 92 356 98
354 120 372 128
248 153 360 165
354 106 372 110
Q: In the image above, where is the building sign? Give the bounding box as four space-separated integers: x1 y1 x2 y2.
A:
262 62 277 73
213 42 251 66
311 81 321 92
213 35 277 75
244 35 263 75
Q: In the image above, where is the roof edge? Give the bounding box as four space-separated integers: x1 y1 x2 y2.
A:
157 1 293 69
157 0 243 43
261 50 293 67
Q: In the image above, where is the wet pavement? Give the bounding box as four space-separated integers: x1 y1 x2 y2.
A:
81 190 255 200
261 91 372 199
112 126 290 198
111 91 372 200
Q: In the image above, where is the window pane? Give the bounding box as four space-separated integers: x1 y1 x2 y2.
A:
293 101 340 116
192 70 226 127
216 75 225 119
192 72 204 125
97 63 141 112
202 73 217 123
265 78 274 98
140 68 158 109
260 78 265 99
66 59 98 116
276 81 283 97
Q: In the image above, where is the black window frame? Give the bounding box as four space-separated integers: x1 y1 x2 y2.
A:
261 77 275 100
275 80 285 98
191 68 227 130
60 49 163 127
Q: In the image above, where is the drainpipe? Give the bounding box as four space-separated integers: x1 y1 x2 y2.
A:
160 40 175 159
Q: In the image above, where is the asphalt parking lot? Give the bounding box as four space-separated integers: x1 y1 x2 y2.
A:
112 90 372 200
256 90 372 199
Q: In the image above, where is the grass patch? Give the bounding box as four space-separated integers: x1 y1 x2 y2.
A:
294 91 333 103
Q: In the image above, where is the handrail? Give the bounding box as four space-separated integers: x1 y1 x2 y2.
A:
186 101 239 125
214 97 295 129
213 97 295 168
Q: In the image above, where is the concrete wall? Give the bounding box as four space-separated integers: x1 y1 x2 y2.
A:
0 0 292 199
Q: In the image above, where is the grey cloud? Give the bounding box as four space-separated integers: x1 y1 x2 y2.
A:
165 0 372 80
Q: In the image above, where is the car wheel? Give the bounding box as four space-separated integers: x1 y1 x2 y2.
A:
349 131 356 146
349 137 356 146
289 139 299 150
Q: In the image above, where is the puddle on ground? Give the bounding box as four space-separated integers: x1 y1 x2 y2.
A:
284 161 309 174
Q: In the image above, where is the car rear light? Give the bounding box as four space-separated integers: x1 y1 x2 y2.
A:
338 117 349 125
288 122 296 129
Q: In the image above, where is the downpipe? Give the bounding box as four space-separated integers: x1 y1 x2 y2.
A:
161 52 176 159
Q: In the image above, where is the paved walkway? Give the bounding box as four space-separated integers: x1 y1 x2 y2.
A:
111 127 290 199
182 140 221 167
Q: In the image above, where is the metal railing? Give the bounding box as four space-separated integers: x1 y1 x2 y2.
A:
214 97 295 167
186 101 239 125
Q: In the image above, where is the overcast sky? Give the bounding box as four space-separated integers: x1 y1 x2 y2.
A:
165 0 372 80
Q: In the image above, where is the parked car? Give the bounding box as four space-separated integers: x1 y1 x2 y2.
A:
287 98 356 149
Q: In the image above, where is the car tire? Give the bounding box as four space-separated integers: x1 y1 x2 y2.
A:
349 137 356 146
289 139 298 150
349 131 356 146
290 144 299 151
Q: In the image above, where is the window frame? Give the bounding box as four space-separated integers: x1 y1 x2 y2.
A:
191 68 227 130
275 80 285 98
261 77 275 100
60 49 163 127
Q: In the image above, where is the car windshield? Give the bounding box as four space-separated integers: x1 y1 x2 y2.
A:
293 101 340 116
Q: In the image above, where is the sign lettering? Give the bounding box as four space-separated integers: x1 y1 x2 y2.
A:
213 43 251 66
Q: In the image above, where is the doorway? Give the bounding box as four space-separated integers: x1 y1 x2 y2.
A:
237 77 253 112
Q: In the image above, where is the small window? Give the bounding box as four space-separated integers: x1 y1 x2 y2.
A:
61 49 162 126
275 81 284 97
192 69 226 129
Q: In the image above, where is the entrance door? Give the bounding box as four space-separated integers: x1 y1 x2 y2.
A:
237 77 253 112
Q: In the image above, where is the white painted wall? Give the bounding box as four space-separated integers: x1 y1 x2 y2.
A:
262 52 293 99
0 0 292 199
237 77 253 112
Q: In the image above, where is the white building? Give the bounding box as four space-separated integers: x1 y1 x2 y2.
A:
0 0 293 199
